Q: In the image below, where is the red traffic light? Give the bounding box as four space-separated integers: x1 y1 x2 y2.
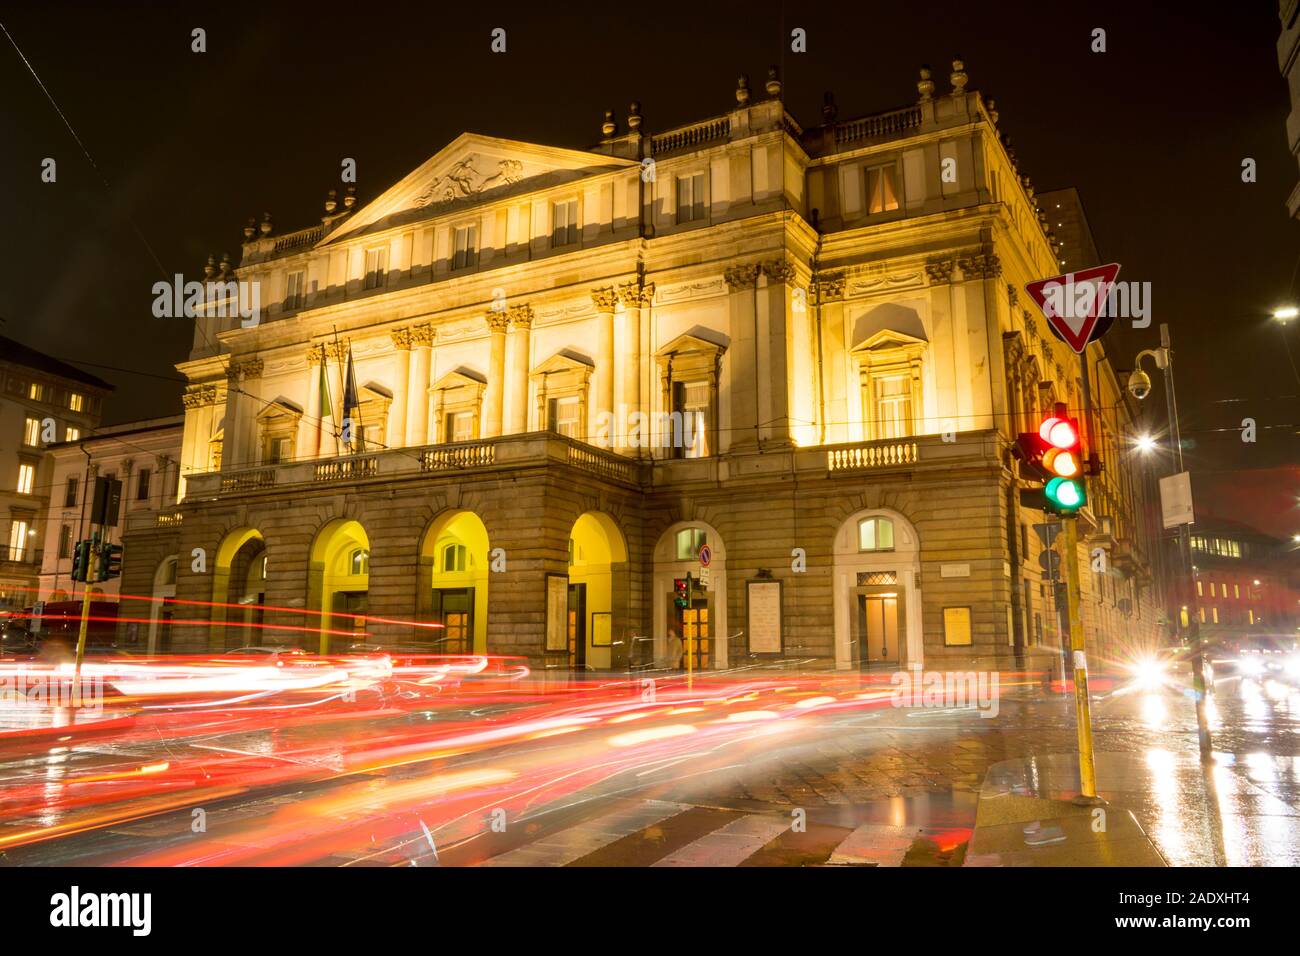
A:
1039 416 1077 449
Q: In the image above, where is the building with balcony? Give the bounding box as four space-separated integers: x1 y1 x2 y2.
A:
0 334 111 614
153 61 1163 671
36 416 183 650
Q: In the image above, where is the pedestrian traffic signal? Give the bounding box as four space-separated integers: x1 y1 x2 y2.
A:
71 540 91 583
673 577 689 609
98 543 123 580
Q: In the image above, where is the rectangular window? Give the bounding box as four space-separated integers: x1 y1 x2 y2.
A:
1248 609 1255 625
676 172 706 223
65 476 79 508
17 463 35 495
943 607 972 646
445 411 474 443
1234 584 1240 599
674 528 707 561
865 163 900 214
136 468 151 501
69 392 84 412
1209 582 1216 597
551 199 578 247
671 380 710 459
284 270 305 310
266 436 293 465
23 417 41 446
58 524 72 559
28 382 44 402
364 247 388 290
548 396 581 438
873 374 913 440
65 426 80 442
1211 607 1219 624
1196 580 1203 597
8 520 30 560
453 224 478 270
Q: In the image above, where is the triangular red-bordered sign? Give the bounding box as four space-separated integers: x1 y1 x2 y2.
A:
1024 263 1122 354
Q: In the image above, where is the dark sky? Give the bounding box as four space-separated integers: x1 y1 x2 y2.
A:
2 0 1299 482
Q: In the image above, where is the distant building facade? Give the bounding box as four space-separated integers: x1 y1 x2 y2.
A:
1184 516 1298 650
1279 1 1300 219
0 335 111 614
36 416 183 651
155 62 1163 670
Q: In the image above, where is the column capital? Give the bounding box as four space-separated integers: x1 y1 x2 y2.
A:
957 252 1001 279
410 323 434 347
724 263 760 291
814 271 846 300
241 359 264 378
760 257 796 285
617 281 655 308
485 309 510 333
325 341 348 364
390 327 413 351
590 287 619 312
925 257 954 284
305 343 326 366
508 304 534 330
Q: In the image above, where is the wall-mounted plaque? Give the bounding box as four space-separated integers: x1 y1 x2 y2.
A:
545 574 568 651
747 580 783 654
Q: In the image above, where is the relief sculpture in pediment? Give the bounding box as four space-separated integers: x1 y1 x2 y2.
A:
413 157 524 207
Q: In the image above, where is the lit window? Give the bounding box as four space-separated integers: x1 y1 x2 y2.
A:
871 374 914 440
670 380 709 459
552 199 578 247
444 411 474 444
260 555 268 580
674 528 707 561
453 224 478 270
164 558 178 586
858 517 895 552
65 426 80 442
676 172 706 223
364 247 388 290
548 396 581 438
442 543 467 573
69 392 84 412
284 270 305 310
16 463 35 495
349 549 370 575
1234 584 1240 599
7 520 30 560
1198 607 1206 624
58 525 72 559
23 417 41 446
865 163 900 214
28 382 44 402
1248 609 1255 625
1196 580 1203 597
1209 582 1216 598
1211 607 1219 624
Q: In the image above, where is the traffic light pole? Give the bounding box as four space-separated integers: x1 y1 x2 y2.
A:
1061 516 1099 801
74 530 99 679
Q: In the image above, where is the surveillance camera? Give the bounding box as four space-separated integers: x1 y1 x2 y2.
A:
1127 368 1152 401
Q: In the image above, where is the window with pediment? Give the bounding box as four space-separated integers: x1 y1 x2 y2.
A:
851 329 926 441
257 402 303 465
531 352 593 440
656 333 725 459
430 371 487 444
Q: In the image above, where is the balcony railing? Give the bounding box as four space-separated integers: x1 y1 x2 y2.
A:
315 455 378 482
651 117 731 155
221 469 275 493
827 439 919 471
0 545 43 568
833 105 923 146
422 442 495 471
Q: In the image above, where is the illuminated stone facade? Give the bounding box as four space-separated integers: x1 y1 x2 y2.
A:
147 64 1163 670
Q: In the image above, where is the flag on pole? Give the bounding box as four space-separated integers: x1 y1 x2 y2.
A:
342 344 361 453
318 349 336 457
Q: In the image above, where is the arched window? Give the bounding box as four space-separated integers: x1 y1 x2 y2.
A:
858 517 895 552
349 548 370 575
163 558 178 586
674 527 707 561
441 543 466 573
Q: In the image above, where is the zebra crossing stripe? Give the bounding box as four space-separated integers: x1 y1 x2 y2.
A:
826 823 920 866
479 800 691 867
652 814 791 867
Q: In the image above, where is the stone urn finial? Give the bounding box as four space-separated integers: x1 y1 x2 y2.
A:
259 212 273 236
325 189 337 214
985 96 999 125
627 101 642 131
736 74 750 106
203 254 217 279
243 217 256 240
343 185 356 209
917 65 934 102
219 252 232 276
765 65 781 98
601 109 616 137
950 57 968 94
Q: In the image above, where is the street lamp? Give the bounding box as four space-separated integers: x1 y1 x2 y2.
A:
1273 306 1298 322
1133 433 1158 454
1131 323 1212 758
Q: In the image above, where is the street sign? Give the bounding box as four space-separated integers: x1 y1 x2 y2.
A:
1159 471 1195 529
698 566 711 586
1025 263 1122 354
698 544 712 568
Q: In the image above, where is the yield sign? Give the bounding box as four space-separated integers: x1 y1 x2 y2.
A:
1024 263 1121 354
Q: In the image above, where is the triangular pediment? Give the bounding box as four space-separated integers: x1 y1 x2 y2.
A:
326 133 636 242
850 328 928 355
531 350 594 378
657 332 728 357
431 369 487 392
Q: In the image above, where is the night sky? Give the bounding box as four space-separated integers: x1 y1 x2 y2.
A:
2 0 1298 483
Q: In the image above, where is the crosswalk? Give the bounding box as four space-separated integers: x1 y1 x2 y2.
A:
470 799 925 867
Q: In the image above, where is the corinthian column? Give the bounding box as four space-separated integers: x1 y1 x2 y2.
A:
299 345 324 460
591 288 618 446
505 305 533 434
483 311 509 438
388 328 412 448
405 324 433 447
617 281 652 454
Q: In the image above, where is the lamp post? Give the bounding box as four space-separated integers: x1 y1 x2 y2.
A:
1131 323 1211 758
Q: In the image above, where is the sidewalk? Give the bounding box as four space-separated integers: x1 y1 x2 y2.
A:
964 752 1168 866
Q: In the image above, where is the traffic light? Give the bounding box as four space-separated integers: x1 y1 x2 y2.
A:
1039 409 1086 515
98 543 123 581
673 577 689 609
71 540 91 583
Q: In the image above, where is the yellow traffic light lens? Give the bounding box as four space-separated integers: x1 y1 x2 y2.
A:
1043 448 1081 478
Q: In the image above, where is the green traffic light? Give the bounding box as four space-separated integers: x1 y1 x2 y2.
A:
1045 477 1086 512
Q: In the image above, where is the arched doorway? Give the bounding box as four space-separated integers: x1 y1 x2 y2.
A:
832 508 922 670
652 521 727 671
213 527 266 651
418 510 490 654
148 555 178 654
566 512 629 672
309 519 370 654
